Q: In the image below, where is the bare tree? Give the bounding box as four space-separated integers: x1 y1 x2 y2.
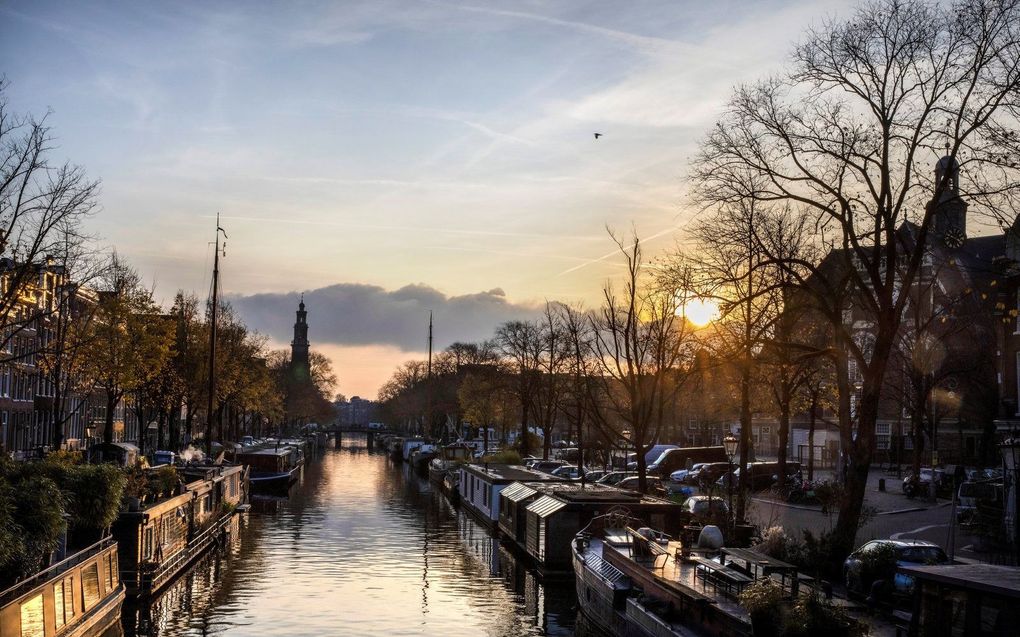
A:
589 232 696 493
495 320 543 457
693 0 1020 559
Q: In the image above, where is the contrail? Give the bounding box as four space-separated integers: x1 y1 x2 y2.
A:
209 214 604 241
556 225 682 276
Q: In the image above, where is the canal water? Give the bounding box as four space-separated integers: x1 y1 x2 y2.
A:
121 436 578 636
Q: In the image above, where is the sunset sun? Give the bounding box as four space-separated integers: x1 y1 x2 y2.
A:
681 298 719 327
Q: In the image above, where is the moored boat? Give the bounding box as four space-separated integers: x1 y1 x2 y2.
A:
0 538 124 637
572 511 753 637
112 463 248 598
237 446 303 493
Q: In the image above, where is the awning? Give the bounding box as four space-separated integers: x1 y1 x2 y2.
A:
526 494 567 518
501 482 538 503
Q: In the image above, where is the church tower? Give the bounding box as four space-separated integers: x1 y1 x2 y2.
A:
290 296 310 378
932 152 968 248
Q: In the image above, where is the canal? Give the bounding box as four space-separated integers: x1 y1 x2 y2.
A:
121 436 578 636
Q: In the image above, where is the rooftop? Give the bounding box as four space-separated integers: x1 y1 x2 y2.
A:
899 563 1020 598
462 463 567 483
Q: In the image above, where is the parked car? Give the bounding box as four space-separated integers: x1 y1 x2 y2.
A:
649 446 729 477
596 471 636 486
843 539 950 599
550 464 583 479
957 480 1003 523
679 495 729 524
902 467 948 498
554 447 580 462
616 476 666 496
716 462 802 491
583 469 610 482
530 459 570 474
669 463 708 484
685 462 731 486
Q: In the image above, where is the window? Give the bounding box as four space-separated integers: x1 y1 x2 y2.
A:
82 563 101 610
20 593 44 637
876 424 891 451
106 552 117 589
55 575 75 629
143 527 154 560
1016 352 1020 415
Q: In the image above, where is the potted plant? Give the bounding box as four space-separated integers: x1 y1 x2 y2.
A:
739 579 785 637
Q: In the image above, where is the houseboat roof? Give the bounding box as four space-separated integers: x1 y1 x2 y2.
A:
501 482 539 503
899 564 1020 598
237 447 297 457
461 463 567 483
527 494 567 518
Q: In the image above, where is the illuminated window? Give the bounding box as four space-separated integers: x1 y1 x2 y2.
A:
54 575 75 629
20 593 44 637
82 563 101 610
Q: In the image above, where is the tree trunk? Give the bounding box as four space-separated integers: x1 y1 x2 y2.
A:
519 399 530 457
103 393 117 445
808 393 817 482
777 399 790 489
737 360 752 522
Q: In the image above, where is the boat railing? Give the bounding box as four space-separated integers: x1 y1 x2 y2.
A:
581 544 628 585
0 536 116 606
140 510 234 593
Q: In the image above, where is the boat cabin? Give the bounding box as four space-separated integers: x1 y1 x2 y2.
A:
112 465 247 596
0 538 123 637
236 447 301 474
86 442 140 467
458 464 567 528
901 563 1020 636
500 482 684 572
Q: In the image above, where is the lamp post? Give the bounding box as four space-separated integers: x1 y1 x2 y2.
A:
724 434 738 528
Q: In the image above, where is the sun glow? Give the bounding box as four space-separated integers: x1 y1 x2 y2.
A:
681 298 720 327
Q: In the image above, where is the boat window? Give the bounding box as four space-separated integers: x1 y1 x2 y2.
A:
144 527 154 559
54 575 75 628
106 552 118 588
82 562 101 610
20 593 44 637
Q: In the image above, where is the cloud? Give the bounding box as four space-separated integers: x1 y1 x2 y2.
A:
228 282 543 352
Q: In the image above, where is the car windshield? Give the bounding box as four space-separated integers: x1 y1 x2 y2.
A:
896 546 948 564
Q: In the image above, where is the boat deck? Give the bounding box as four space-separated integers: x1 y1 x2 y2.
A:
602 538 750 622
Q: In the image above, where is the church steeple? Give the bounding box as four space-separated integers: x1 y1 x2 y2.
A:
291 294 310 377
933 150 968 248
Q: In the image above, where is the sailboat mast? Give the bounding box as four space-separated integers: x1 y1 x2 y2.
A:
206 214 227 457
425 311 433 436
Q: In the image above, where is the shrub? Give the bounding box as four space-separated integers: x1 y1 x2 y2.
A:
45 449 83 466
65 464 125 535
739 579 785 637
482 450 523 465
755 526 794 562
784 592 866 637
149 465 179 499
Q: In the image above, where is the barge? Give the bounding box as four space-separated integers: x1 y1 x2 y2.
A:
572 513 753 637
0 538 124 637
457 464 567 531
112 463 248 598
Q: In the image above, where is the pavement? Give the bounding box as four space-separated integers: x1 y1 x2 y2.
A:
744 466 985 560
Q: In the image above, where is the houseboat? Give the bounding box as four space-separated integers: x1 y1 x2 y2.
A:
0 538 124 637
429 442 474 487
236 446 303 493
572 512 753 637
409 443 438 473
499 482 684 575
112 463 248 598
387 437 405 461
900 563 1020 636
401 437 426 463
457 464 567 530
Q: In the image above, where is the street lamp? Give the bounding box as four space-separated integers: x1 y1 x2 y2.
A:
723 435 738 527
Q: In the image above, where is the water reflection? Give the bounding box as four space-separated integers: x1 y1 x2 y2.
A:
121 437 576 636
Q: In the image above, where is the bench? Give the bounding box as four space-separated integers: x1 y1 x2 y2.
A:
691 557 753 597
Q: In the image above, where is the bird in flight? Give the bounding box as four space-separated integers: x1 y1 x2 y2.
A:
593 132 602 140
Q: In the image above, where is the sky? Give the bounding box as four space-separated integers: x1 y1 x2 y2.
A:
0 0 852 398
